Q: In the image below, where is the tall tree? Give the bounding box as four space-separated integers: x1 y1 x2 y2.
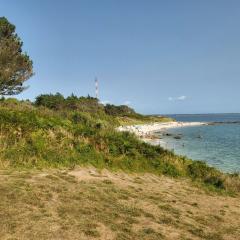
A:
0 17 33 95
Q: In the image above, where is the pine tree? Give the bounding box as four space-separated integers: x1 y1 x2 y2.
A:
0 17 33 95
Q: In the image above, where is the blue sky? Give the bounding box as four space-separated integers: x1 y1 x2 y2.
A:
1 0 240 114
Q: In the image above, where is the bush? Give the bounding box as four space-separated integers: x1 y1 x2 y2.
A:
104 104 135 116
0 96 239 193
187 161 217 179
204 176 225 189
35 93 65 109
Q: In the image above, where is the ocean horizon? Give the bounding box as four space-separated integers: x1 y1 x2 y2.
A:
165 113 240 122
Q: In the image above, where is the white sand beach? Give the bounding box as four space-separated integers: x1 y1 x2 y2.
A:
117 121 207 148
117 121 207 137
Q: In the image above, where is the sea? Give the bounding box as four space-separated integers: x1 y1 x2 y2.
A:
159 113 240 173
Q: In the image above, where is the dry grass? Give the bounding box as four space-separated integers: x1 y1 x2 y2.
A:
0 167 239 240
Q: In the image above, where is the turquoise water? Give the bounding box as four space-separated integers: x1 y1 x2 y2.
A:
160 114 240 173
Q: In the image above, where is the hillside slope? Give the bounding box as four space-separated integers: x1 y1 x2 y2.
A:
0 96 239 193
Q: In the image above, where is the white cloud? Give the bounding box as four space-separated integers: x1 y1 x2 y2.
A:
168 95 187 101
177 95 187 101
100 100 110 105
123 100 131 106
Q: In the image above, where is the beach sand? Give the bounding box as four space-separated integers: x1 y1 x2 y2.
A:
117 121 207 148
117 121 206 137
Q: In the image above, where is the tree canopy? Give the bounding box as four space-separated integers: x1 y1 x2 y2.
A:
0 17 33 95
35 93 102 112
104 104 136 116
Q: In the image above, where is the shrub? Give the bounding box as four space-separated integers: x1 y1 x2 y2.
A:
104 104 135 116
0 96 239 193
35 93 65 110
204 176 225 189
187 161 218 179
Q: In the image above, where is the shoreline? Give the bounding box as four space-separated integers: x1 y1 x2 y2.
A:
117 121 207 137
117 121 207 148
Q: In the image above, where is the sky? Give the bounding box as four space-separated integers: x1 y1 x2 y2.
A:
1 0 240 114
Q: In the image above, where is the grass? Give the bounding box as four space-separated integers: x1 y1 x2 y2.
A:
0 97 239 194
116 115 174 126
0 168 239 240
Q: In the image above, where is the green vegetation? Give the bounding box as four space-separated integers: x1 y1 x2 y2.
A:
0 17 33 95
103 103 171 125
0 17 239 240
0 95 239 193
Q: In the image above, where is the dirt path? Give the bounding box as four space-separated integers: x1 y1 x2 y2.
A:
0 168 239 239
